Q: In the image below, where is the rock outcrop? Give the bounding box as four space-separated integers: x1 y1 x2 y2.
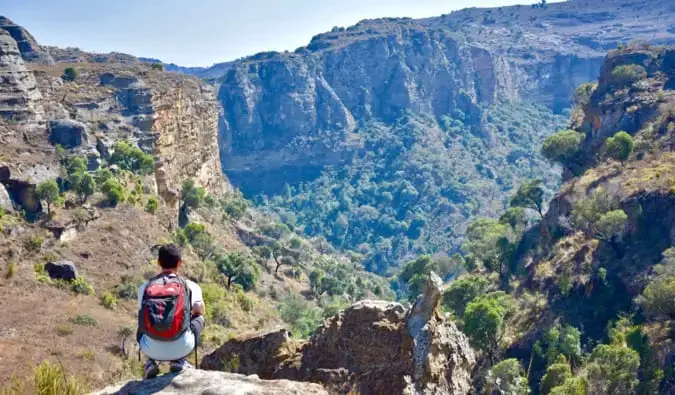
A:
201 273 475 394
48 119 87 148
0 16 54 65
91 369 328 395
217 0 675 195
0 30 43 122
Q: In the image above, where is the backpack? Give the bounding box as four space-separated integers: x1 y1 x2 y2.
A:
138 274 191 341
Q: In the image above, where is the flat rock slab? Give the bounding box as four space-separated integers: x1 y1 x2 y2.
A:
91 369 328 395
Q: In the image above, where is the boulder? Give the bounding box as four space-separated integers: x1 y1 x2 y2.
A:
0 183 13 212
48 119 87 148
201 273 475 394
44 261 78 281
90 369 328 395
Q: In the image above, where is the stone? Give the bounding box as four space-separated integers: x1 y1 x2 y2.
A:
0 183 13 212
0 30 44 122
0 16 54 65
201 274 475 394
44 261 78 281
90 369 329 395
48 120 87 148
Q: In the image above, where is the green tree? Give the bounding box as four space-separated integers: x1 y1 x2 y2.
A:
36 180 60 216
94 168 113 186
278 294 323 338
542 129 585 166
549 377 589 395
499 207 528 231
636 249 675 318
605 131 633 165
463 219 512 273
510 179 545 218
610 64 647 86
65 156 87 176
216 252 258 290
441 274 491 318
72 172 96 203
181 179 206 209
463 291 515 360
485 358 529 395
109 141 154 175
309 269 325 295
586 344 640 395
594 209 627 242
544 324 582 367
100 178 125 206
541 355 573 395
150 63 164 71
61 67 77 82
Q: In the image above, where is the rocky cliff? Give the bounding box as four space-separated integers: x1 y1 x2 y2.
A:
0 30 43 122
0 16 54 65
218 0 675 194
201 273 476 394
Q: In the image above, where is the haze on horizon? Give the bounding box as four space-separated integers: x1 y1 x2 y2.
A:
1 0 563 67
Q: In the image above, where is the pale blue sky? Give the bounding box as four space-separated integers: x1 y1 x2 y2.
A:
2 0 560 67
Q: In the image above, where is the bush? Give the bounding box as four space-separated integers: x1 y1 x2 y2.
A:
36 180 60 216
540 356 572 395
181 179 206 209
6 262 16 279
150 63 164 71
94 168 114 186
69 314 98 327
610 64 647 86
114 275 142 299
109 141 154 175
32 360 87 395
442 274 491 318
100 179 125 206
70 278 94 295
542 129 585 166
71 172 96 203
61 67 77 82
25 235 44 251
485 359 529 395
605 131 633 164
145 196 158 214
222 196 248 219
594 210 627 241
204 194 217 208
278 295 323 339
55 324 73 336
100 291 118 309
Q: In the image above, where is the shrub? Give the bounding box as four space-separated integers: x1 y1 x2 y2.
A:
71 172 96 203
201 283 231 327
442 274 491 318
94 168 114 186
100 179 125 206
100 291 118 309
181 179 206 209
115 275 142 299
636 275 675 318
150 63 164 71
463 291 516 356
542 129 585 166
33 360 87 395
36 180 60 216
222 197 248 219
55 324 73 336
586 344 640 394
540 356 572 395
278 295 323 339
610 64 647 86
61 67 77 82
5 262 16 279
70 278 94 295
110 141 154 175
204 194 217 208
485 359 529 395
574 82 597 106
594 209 628 241
145 196 158 214
69 314 97 327
237 290 255 312
605 131 633 165
25 235 44 252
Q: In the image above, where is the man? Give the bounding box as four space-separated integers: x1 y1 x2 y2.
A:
137 244 205 379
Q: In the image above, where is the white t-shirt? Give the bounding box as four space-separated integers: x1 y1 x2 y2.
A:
137 274 203 361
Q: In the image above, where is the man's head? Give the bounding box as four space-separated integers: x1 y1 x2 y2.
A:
157 244 182 271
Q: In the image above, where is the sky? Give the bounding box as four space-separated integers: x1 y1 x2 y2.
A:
1 0 561 67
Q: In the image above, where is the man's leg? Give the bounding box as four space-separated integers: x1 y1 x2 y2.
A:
170 316 205 372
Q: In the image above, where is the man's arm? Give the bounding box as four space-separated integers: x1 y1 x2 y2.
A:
191 302 205 316
189 282 205 317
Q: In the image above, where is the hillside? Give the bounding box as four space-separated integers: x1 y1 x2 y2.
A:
0 21 390 392
214 0 675 273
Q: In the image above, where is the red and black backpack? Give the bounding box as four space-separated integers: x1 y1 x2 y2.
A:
138 273 191 341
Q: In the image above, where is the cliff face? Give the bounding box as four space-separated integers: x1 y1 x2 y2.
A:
0 16 54 65
0 30 43 122
218 0 675 194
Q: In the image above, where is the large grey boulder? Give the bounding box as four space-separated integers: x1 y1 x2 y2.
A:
48 119 87 148
0 183 12 212
44 261 78 281
90 369 328 395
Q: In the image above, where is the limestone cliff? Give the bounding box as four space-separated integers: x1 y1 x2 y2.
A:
217 0 675 194
0 16 54 65
0 30 43 122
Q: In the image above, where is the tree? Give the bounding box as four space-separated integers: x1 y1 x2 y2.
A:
510 179 545 218
100 178 125 206
542 130 585 166
610 64 647 86
110 141 154 174
541 355 573 395
117 326 134 357
216 252 258 290
636 251 675 317
181 179 206 209
499 207 528 231
485 358 529 395
36 180 60 216
150 63 164 71
549 377 589 395
463 291 515 360
544 324 582 367
94 168 114 186
594 209 627 242
72 172 96 203
605 131 633 165
442 274 491 318
309 269 325 295
61 67 77 82
586 344 640 395
463 219 513 273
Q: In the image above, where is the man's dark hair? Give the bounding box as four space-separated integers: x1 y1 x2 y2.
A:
158 244 182 269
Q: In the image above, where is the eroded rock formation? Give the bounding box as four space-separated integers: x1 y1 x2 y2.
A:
0 30 43 122
0 16 54 65
201 273 475 394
